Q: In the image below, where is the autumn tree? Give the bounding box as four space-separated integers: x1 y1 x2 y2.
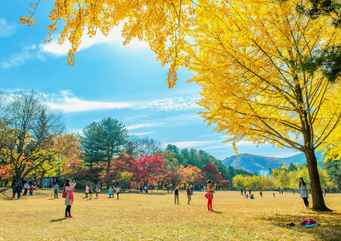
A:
178 165 203 184
53 133 82 176
201 163 225 185
232 175 274 190
134 154 167 187
105 154 136 186
297 0 341 27
0 92 63 184
188 0 341 211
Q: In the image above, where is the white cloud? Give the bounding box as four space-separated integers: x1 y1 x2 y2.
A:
46 95 133 113
130 131 153 137
165 140 217 149
0 18 16 37
41 27 148 56
0 26 148 69
43 91 200 113
0 45 44 69
0 89 199 113
126 123 161 130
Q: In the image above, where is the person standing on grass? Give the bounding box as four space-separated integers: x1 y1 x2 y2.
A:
115 185 121 200
63 180 76 218
205 180 214 211
174 185 180 205
11 180 17 199
53 182 59 199
15 181 23 199
186 185 193 205
28 181 34 196
23 181 29 196
108 185 113 198
85 183 90 199
95 183 101 199
298 177 309 208
89 183 94 200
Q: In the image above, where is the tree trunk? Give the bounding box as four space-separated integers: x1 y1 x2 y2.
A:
304 148 331 211
106 160 111 188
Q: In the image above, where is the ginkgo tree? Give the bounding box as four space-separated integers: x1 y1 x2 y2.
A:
190 0 341 211
24 0 341 211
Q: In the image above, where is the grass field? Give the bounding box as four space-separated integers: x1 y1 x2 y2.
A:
1 191 341 241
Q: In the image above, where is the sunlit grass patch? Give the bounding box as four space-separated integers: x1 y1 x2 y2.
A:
0 191 340 241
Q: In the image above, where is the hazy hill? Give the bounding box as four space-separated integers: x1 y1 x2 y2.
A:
223 152 323 174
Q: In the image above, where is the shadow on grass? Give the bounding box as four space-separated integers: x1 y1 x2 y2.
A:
211 210 223 214
124 192 169 196
260 211 341 241
50 218 67 223
0 189 12 200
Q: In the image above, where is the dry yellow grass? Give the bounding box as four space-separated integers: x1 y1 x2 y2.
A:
0 191 341 241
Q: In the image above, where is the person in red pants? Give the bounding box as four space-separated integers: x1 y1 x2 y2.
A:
205 180 215 211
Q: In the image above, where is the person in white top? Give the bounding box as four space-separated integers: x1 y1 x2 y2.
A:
115 186 121 200
298 177 309 208
23 182 30 196
85 184 90 199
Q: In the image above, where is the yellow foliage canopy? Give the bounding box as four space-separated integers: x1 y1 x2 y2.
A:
29 0 196 88
189 0 341 151
24 0 341 151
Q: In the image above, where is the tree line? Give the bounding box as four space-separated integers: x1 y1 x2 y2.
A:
0 93 249 190
232 163 340 192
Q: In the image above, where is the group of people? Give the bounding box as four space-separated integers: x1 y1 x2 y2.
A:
173 184 194 205
84 183 102 199
240 189 255 199
107 185 120 199
238 177 316 209
7 176 324 220
11 180 36 199
58 179 217 218
173 181 215 211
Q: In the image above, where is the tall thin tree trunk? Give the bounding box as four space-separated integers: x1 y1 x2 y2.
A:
106 160 111 188
304 148 330 211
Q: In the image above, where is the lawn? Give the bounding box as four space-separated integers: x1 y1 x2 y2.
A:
0 191 341 241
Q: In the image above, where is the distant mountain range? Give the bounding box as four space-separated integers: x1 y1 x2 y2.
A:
223 152 324 174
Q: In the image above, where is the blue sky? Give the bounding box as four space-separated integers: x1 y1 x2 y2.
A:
0 1 298 159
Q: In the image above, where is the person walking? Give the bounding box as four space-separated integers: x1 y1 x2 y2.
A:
186 185 193 205
299 177 309 208
174 186 180 205
205 180 214 211
53 182 59 199
95 183 101 199
63 180 76 218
